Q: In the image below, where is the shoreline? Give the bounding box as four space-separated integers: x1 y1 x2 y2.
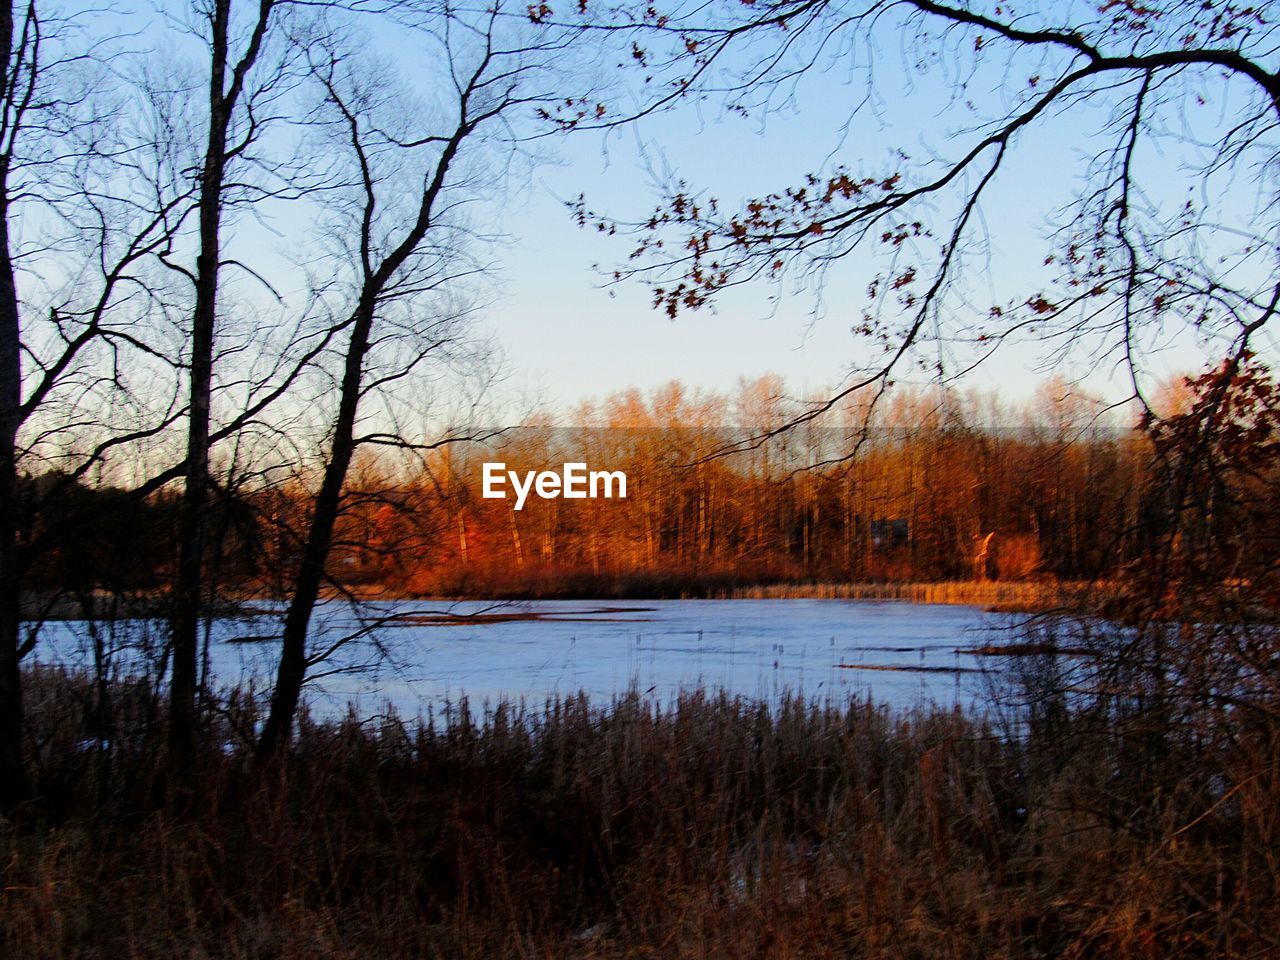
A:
19 579 1092 621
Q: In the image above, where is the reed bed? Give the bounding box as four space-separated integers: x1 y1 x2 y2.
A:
416 566 1094 611
1 664 1276 959
722 579 1096 610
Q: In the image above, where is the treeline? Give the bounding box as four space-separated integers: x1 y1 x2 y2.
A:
24 368 1279 603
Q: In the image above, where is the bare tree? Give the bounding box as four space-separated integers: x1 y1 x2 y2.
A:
0 0 184 811
581 0 1279 440
0 0 31 810
252 4 595 761
168 0 295 777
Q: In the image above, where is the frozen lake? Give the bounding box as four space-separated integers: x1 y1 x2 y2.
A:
35 599 1018 718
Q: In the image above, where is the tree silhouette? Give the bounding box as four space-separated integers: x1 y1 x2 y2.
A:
586 0 1279 430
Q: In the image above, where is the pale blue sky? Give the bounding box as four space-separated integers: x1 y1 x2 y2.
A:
473 11 1264 412
115 1 1277 415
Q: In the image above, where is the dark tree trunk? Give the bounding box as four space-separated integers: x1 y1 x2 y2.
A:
255 103 476 764
254 297 376 762
170 0 274 778
0 196 27 812
0 0 30 813
169 0 230 779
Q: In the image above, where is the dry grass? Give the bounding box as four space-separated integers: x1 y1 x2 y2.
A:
723 580 1098 612
400 564 1097 613
2 663 1277 959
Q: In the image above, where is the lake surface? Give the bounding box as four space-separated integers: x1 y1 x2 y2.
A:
36 599 1019 718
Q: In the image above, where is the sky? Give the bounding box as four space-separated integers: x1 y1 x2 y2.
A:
466 14 1251 414
490 126 1093 407
113 1 1279 419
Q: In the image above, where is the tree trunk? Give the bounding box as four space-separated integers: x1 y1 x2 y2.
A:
0 186 28 811
169 1 232 779
171 0 275 780
255 298 376 762
0 0 30 812
253 48 480 766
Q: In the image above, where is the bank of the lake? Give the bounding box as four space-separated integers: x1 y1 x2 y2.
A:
5 665 1275 960
20 578 1089 622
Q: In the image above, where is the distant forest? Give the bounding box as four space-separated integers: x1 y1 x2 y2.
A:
25 365 1279 604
